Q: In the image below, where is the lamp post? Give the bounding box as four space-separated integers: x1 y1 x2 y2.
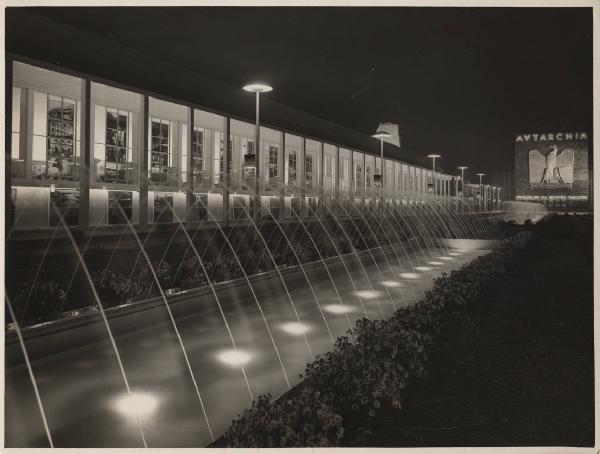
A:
427 154 441 199
498 187 502 210
457 166 468 212
457 166 468 198
243 82 273 218
372 126 392 212
476 173 485 211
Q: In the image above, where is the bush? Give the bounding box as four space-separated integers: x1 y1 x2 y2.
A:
222 231 531 447
225 392 344 447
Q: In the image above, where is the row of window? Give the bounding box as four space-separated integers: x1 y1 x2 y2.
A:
10 61 456 197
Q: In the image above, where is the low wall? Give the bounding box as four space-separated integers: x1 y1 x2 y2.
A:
5 240 422 367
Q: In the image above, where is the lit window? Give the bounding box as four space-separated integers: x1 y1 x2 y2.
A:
288 149 297 185
45 95 76 181
192 127 205 187
103 108 130 184
150 118 170 186
242 138 256 189
355 162 363 191
213 131 223 187
267 145 279 189
305 154 313 189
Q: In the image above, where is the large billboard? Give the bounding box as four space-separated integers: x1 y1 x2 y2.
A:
514 132 589 209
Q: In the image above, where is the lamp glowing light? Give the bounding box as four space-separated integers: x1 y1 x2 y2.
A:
217 349 252 367
324 304 355 314
113 392 159 418
280 322 311 336
372 129 392 140
415 266 433 271
242 83 273 93
355 290 383 299
380 280 404 288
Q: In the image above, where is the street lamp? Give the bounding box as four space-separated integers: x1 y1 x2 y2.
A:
476 173 485 211
427 154 441 197
372 126 392 210
243 82 273 218
498 186 502 210
457 166 468 198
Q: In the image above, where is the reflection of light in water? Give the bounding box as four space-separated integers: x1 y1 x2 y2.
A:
217 349 252 367
324 304 355 314
113 392 159 418
400 273 419 279
74 360 97 369
380 280 404 288
415 266 432 271
449 252 461 256
437 256 453 261
428 261 444 265
354 290 382 299
280 322 311 336
138 340 157 348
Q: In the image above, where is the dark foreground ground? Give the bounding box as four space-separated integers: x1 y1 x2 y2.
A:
352 214 594 447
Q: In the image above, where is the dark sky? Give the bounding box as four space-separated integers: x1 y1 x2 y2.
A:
26 7 594 188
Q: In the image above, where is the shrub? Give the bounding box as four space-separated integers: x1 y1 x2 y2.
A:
224 391 344 447
222 231 531 447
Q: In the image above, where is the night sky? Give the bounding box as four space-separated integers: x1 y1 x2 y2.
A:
22 7 594 191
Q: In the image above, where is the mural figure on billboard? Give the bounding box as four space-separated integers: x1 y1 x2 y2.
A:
528 145 574 189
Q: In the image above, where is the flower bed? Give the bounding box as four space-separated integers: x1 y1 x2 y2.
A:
222 231 532 447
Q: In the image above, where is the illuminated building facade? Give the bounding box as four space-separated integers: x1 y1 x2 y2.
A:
7 59 488 236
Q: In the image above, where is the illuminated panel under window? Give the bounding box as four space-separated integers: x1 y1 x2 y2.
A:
232 195 248 220
192 193 208 222
108 191 133 225
154 192 174 223
49 188 79 226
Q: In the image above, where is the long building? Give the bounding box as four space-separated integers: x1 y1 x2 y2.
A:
5 10 499 237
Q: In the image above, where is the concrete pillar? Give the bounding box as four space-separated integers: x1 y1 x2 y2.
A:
300 137 306 216
279 132 285 221
78 79 91 233
319 142 325 218
223 115 231 226
335 146 340 217
5 57 13 236
186 107 194 225
139 95 149 230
